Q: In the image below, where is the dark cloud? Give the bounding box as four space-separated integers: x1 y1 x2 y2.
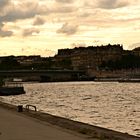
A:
86 0 131 9
0 0 137 39
55 0 74 3
78 12 91 18
22 28 40 37
0 22 13 37
0 29 13 37
0 1 75 24
0 0 10 9
33 16 45 26
57 23 78 35
0 2 40 22
97 0 130 9
0 0 77 38
49 5 77 13
0 22 4 28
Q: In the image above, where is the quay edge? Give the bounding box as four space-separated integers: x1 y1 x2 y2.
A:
0 101 139 140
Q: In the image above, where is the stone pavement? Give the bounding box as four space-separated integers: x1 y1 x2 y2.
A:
0 107 90 140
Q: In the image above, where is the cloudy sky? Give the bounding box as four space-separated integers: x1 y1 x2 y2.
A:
0 0 140 56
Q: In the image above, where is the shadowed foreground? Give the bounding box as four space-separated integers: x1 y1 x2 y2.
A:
0 101 139 140
0 106 90 140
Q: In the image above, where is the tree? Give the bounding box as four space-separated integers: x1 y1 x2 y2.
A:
0 56 20 70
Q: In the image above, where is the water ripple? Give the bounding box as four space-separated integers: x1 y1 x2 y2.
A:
0 82 140 136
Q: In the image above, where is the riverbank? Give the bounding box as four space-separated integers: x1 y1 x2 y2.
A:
0 101 139 140
0 102 89 140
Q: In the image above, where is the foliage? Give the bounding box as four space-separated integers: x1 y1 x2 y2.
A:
0 78 4 86
100 53 140 70
0 56 20 70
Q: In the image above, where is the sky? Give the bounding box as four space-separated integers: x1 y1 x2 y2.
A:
0 0 140 56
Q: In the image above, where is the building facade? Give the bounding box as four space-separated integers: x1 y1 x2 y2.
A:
55 44 123 70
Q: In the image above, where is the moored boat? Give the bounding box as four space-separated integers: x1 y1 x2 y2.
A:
118 78 140 83
0 81 25 96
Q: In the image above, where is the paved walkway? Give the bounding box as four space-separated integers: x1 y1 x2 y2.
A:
0 107 89 140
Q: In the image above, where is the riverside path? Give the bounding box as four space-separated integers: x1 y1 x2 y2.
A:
0 106 90 140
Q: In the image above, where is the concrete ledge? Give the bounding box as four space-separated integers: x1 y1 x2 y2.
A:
0 101 139 140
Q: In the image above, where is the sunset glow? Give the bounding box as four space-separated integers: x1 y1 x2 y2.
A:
0 0 140 56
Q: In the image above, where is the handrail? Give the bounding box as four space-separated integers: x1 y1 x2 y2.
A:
25 104 37 112
3 82 23 87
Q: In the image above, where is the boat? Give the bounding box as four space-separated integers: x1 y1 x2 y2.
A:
0 81 25 96
118 78 140 83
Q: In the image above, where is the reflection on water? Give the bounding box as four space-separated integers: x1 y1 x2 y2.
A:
1 82 140 136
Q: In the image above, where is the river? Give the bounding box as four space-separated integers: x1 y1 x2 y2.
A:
0 82 140 136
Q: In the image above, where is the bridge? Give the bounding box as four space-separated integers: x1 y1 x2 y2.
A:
0 70 86 82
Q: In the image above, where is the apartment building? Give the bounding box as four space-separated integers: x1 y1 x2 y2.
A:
56 44 123 70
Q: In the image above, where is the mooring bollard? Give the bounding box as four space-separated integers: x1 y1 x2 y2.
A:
17 105 23 112
25 105 37 112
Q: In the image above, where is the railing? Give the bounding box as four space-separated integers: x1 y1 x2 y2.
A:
25 104 37 112
3 82 23 87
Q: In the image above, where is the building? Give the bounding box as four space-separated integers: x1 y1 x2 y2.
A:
132 47 140 56
55 44 123 70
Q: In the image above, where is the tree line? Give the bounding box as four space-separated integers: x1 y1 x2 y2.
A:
100 53 140 70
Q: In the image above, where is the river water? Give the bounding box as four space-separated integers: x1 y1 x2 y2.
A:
0 82 140 136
